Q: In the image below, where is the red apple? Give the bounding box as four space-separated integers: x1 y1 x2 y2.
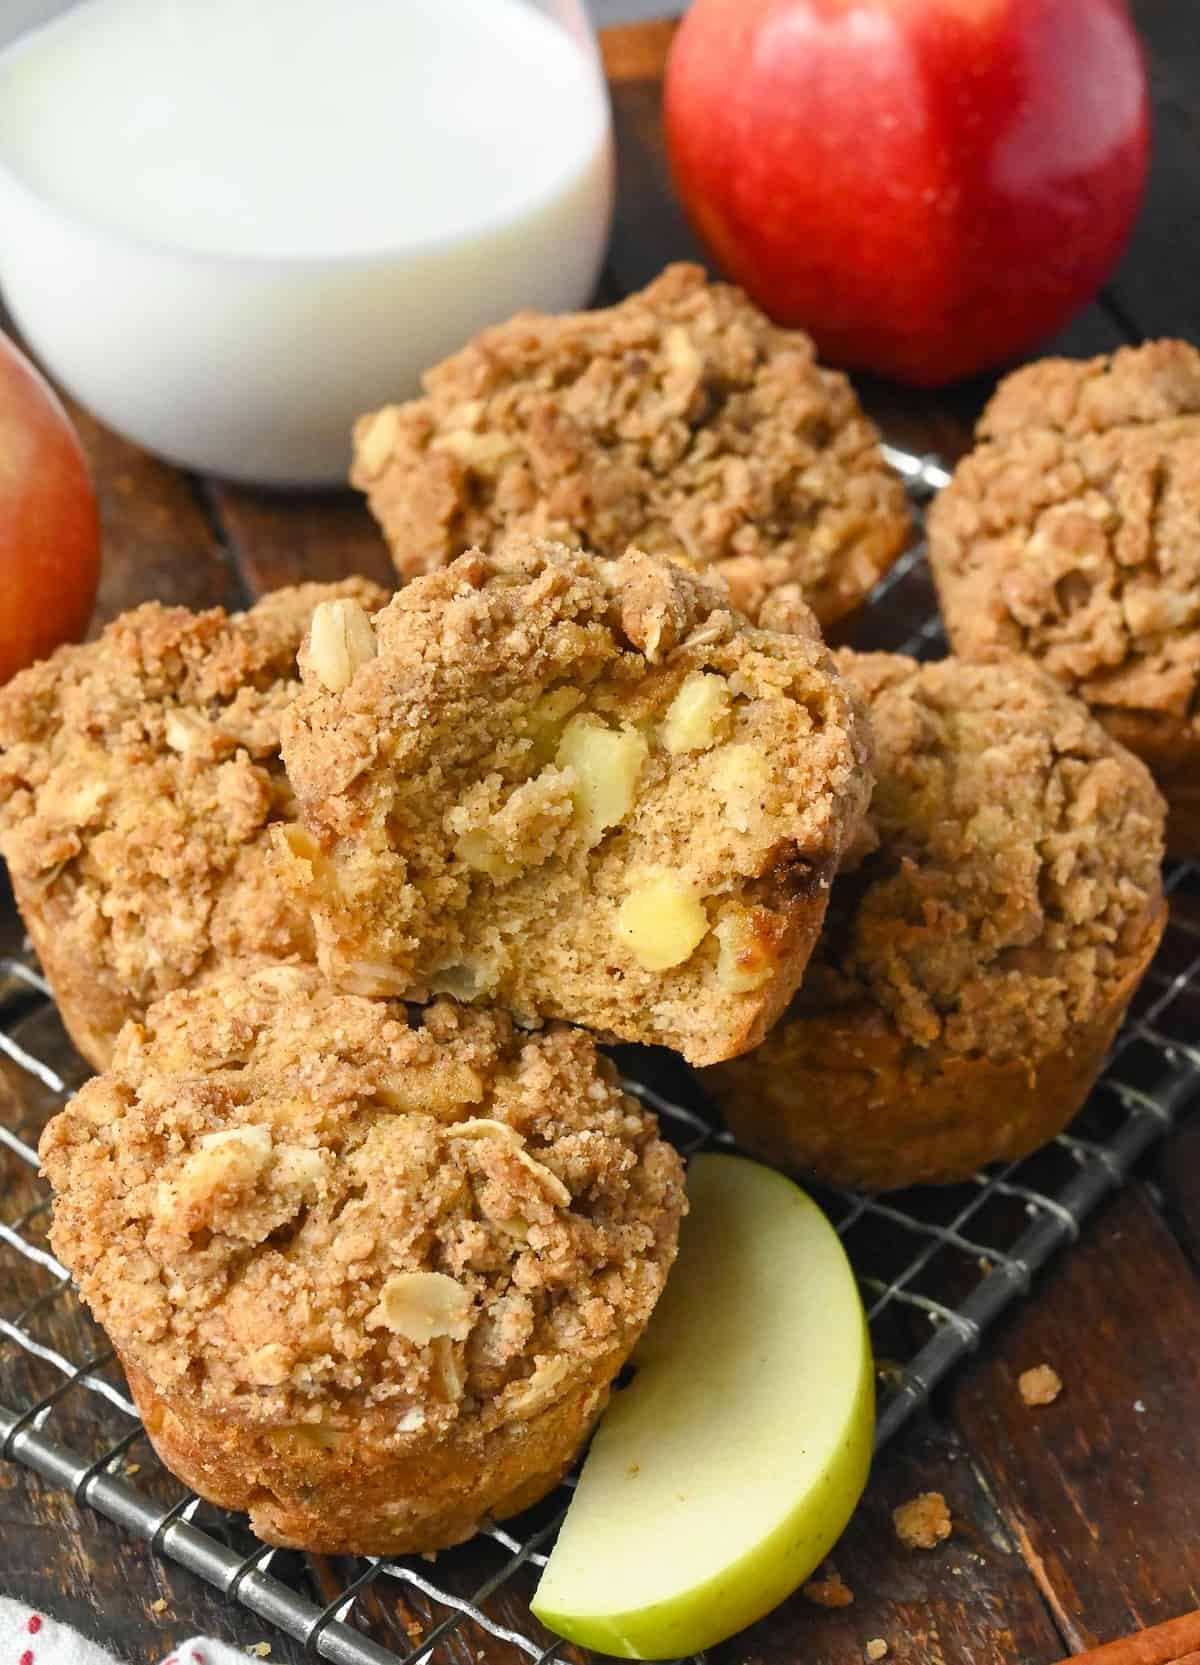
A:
0 331 100 683
664 0 1149 386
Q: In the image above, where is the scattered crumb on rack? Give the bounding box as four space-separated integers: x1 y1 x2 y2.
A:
802 1565 855 1607
246 1644 271 1658
865 1640 889 1661
893 1491 953 1550
149 1599 167 1615
1019 1364 1063 1406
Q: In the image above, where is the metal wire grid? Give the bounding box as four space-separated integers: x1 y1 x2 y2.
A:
1 446 1198 1665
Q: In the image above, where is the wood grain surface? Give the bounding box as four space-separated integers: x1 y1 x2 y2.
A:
2 9 1199 1665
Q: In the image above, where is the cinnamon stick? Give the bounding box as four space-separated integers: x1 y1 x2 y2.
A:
1060 1613 1200 1665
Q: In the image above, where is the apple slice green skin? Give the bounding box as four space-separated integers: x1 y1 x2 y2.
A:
531 1152 874 1661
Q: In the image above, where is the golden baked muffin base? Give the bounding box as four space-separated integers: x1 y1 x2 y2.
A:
708 890 1165 1190
127 1347 622 1555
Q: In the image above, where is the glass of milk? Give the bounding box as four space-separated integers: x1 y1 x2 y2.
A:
0 0 615 484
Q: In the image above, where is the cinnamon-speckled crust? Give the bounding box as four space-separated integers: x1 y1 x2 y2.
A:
279 537 873 1066
705 653 1167 1189
40 966 684 1554
351 264 910 631
705 931 1162 1190
125 1351 621 1555
0 579 389 1069
927 342 1200 855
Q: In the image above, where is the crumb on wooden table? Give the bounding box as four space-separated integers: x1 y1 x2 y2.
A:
149 1599 167 1615
802 1566 854 1607
1019 1364 1063 1407
893 1491 953 1550
865 1640 889 1661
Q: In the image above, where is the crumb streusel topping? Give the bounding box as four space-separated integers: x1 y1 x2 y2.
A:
799 652 1165 1066
351 264 910 630
40 966 684 1444
278 537 872 1064
928 342 1200 732
0 580 387 1045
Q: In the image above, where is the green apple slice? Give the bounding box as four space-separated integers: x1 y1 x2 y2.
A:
531 1152 874 1660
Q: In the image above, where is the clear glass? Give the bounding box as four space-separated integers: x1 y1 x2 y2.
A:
0 0 616 482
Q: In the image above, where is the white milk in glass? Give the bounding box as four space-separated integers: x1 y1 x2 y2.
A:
0 0 615 480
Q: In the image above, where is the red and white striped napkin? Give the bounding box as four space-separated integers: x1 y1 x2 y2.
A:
0 1599 266 1665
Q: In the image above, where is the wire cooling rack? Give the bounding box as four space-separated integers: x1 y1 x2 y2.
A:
2 446 1199 1665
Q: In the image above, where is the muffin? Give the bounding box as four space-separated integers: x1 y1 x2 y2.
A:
927 341 1200 854
39 965 685 1555
277 537 873 1066
704 653 1167 1189
351 263 910 633
0 579 388 1070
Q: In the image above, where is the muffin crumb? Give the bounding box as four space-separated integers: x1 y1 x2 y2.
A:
893 1492 952 1550
865 1640 889 1660
1019 1364 1063 1407
802 1566 854 1608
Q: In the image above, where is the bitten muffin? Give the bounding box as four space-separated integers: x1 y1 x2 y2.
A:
927 341 1200 854
0 579 388 1070
39 965 685 1555
704 653 1167 1189
351 263 910 632
277 537 873 1066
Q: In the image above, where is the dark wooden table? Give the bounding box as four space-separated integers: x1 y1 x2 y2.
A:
3 11 1200 1665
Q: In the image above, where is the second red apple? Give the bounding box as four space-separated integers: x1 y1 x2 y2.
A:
664 0 1149 386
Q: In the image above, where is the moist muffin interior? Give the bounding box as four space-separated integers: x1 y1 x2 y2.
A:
278 538 872 1064
351 262 910 630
